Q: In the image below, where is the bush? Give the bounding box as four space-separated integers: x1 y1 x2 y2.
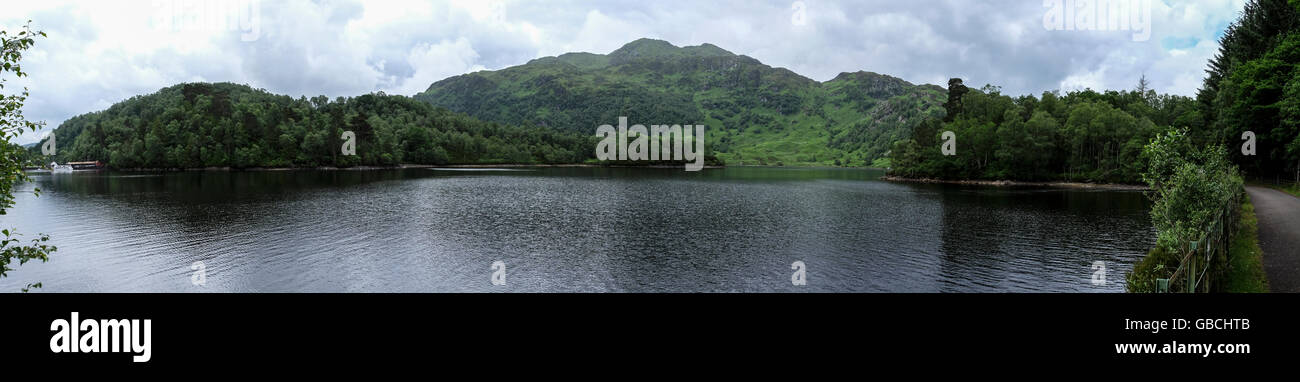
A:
1127 127 1244 292
1142 129 1242 246
1126 245 1180 293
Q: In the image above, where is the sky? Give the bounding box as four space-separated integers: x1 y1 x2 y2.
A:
1 0 1247 144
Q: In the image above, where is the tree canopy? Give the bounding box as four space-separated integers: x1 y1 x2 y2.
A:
1198 0 1300 181
34 82 598 169
889 80 1198 183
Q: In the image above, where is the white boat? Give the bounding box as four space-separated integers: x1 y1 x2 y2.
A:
49 161 73 173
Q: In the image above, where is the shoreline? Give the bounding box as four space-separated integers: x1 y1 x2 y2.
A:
430 163 725 169
880 175 1149 190
27 163 728 172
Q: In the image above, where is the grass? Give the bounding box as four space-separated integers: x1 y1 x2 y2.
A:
1249 180 1300 198
1220 196 1269 293
1275 183 1300 198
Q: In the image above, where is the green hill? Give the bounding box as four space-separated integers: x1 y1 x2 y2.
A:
415 38 946 167
37 82 594 169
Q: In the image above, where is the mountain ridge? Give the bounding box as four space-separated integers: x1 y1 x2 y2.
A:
416 38 946 166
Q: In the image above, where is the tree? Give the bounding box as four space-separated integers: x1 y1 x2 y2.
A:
0 21 56 292
1197 0 1300 180
888 80 1193 184
1129 127 1243 292
943 78 968 122
38 81 603 170
1284 70 1300 184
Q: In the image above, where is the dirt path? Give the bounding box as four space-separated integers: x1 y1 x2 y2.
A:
1245 186 1300 293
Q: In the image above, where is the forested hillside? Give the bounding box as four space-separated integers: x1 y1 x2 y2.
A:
36 82 595 168
415 38 946 167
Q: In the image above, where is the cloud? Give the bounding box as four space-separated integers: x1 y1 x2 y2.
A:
2 0 1248 145
388 37 486 95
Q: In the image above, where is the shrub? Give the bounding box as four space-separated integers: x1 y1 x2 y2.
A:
1127 127 1244 292
1126 246 1179 293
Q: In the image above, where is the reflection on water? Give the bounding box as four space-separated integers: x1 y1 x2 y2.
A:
0 167 1153 292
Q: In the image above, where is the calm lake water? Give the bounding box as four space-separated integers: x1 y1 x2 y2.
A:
0 167 1153 292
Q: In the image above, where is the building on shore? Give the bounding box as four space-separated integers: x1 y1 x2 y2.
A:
68 161 104 170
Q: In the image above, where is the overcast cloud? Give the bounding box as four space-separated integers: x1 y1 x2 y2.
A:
1 0 1247 144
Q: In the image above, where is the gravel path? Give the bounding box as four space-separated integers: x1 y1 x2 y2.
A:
1245 186 1300 293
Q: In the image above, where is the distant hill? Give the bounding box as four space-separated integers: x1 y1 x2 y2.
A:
415 38 946 166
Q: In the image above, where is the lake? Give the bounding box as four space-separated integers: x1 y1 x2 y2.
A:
0 167 1154 292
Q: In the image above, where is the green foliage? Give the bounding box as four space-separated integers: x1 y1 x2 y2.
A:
943 78 968 122
1128 0 1300 293
1 21 56 291
1128 198 1265 293
414 38 946 167
1125 245 1178 293
36 83 598 168
889 78 1185 183
1141 127 1197 190
1146 146 1241 251
1 228 55 287
1127 127 1244 292
1127 0 1300 291
1199 0 1300 181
